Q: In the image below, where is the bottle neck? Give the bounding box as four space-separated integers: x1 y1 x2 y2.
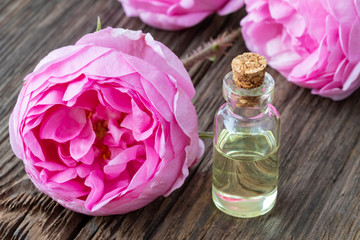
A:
227 103 269 118
223 72 274 118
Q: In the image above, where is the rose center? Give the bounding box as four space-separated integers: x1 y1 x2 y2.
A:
92 119 111 160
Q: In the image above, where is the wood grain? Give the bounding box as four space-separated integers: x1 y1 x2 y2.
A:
1 0 360 239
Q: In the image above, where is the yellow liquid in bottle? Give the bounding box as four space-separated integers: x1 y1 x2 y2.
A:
212 129 279 218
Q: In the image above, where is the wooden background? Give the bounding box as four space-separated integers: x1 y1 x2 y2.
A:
1 0 360 239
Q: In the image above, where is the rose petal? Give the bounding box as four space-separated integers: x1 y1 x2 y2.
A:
348 17 360 62
104 145 145 179
34 162 68 171
121 99 155 141
76 164 92 178
84 170 104 211
70 119 96 160
78 147 95 165
23 130 45 161
218 0 244 15
63 74 89 101
100 87 132 113
107 119 124 144
58 144 77 167
328 0 357 23
39 106 86 142
49 168 77 183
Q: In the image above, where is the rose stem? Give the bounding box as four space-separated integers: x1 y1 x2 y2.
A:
181 27 242 70
198 131 214 139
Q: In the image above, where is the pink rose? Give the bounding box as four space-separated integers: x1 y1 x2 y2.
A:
9 27 204 216
118 0 244 30
241 0 360 100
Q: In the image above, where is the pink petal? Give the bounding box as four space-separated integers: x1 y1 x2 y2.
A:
78 147 95 165
70 119 96 160
94 94 122 120
28 46 112 86
46 180 89 199
137 10 208 30
63 74 89 101
123 55 177 111
23 114 45 135
333 59 348 83
76 164 92 178
269 0 295 20
140 76 173 121
58 144 77 167
40 169 49 183
82 50 136 78
35 84 67 106
121 99 155 141
33 45 89 72
339 23 352 59
143 141 160 179
196 139 205 166
356 0 360 17
23 130 45 161
173 89 197 145
9 113 22 159
107 119 125 144
343 61 360 90
328 0 357 23
100 87 132 113
154 126 173 160
74 90 99 111
165 151 189 196
297 0 328 41
104 145 145 179
24 46 88 94
90 176 130 212
49 168 77 183
348 17 360 62
155 40 195 98
150 152 185 197
84 170 104 211
289 38 328 86
34 161 68 171
218 0 244 15
26 104 54 118
125 164 149 192
39 106 86 143
170 120 188 158
78 28 194 98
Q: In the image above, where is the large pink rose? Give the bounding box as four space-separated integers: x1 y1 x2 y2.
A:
118 0 244 30
241 0 360 100
9 27 204 216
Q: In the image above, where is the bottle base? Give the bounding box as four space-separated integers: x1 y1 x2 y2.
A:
212 186 277 218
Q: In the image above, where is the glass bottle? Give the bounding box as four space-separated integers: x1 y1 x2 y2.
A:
212 53 281 218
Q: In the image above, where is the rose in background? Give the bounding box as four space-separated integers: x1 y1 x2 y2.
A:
9 27 204 216
118 0 244 30
241 0 360 100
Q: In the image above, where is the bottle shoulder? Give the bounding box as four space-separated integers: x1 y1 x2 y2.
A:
215 104 280 123
214 104 281 145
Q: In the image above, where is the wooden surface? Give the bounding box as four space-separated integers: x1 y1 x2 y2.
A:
1 1 360 239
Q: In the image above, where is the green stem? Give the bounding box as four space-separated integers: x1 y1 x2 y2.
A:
199 131 214 139
96 16 101 32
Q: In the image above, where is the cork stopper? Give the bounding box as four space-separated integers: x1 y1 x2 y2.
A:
231 52 267 89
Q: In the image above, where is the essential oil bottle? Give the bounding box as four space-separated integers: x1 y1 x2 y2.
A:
212 53 281 218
